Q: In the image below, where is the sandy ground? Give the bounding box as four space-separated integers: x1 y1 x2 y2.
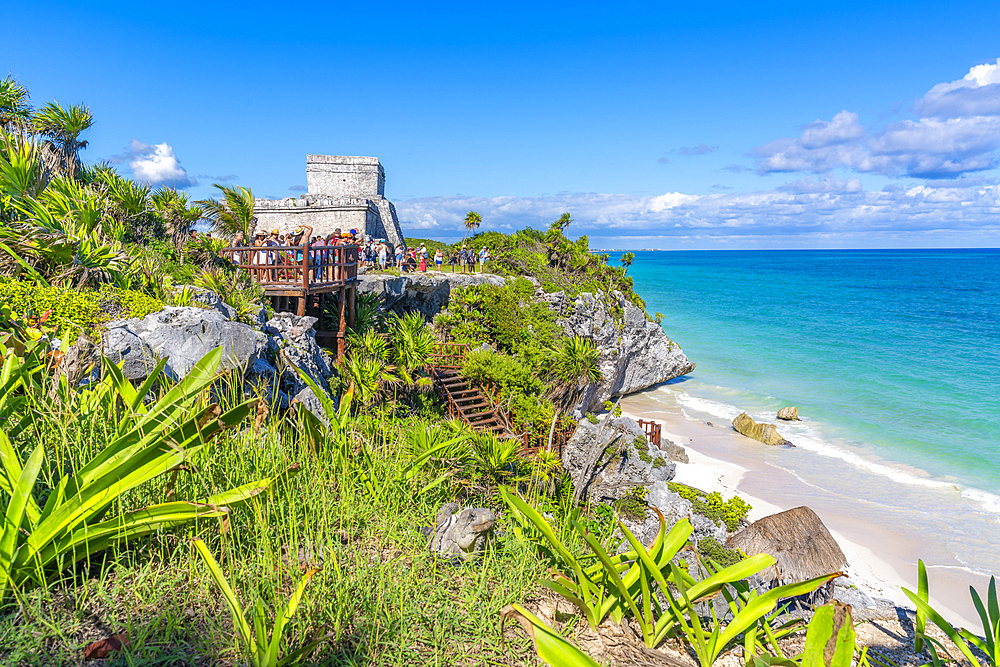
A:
617 398 983 629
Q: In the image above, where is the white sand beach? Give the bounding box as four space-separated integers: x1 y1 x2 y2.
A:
619 394 986 629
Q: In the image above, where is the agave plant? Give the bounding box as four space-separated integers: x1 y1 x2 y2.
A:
502 489 840 659
0 345 296 604
0 131 49 202
903 560 1000 667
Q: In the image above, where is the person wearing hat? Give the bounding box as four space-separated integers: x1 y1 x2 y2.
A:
418 243 427 272
290 226 312 281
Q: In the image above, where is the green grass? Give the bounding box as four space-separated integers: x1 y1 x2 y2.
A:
0 366 557 666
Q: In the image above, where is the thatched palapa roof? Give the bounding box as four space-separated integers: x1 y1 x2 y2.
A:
726 506 847 584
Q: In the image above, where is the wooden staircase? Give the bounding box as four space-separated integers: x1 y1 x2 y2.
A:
431 368 507 435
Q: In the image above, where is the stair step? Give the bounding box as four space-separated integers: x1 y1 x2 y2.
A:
449 389 479 396
465 409 498 419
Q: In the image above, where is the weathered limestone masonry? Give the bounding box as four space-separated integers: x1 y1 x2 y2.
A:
255 155 406 247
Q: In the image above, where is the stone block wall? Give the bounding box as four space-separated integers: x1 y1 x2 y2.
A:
306 155 385 197
253 155 405 248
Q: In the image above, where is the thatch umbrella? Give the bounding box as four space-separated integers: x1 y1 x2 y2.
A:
726 506 847 584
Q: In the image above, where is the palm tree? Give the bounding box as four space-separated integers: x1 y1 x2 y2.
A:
197 184 257 244
32 102 93 179
152 187 202 246
460 210 481 246
0 76 32 130
620 251 635 275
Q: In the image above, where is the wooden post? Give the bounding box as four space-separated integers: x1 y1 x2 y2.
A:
337 285 347 359
346 285 356 332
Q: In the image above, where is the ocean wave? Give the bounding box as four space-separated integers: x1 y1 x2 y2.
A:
960 487 1000 515
673 393 742 420
665 385 1000 517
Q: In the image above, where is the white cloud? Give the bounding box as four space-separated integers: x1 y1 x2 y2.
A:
395 181 1000 247
917 58 1000 118
119 140 196 188
753 61 1000 179
777 175 863 194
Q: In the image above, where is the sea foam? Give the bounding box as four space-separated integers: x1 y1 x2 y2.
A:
665 385 1000 516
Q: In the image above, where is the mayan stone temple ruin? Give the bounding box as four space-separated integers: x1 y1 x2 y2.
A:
254 155 406 246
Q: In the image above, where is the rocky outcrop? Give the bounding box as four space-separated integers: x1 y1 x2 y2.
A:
777 406 800 421
102 296 335 417
360 272 695 412
357 272 505 320
733 412 790 446
659 437 690 464
103 307 269 380
562 415 676 505
265 314 335 395
428 502 496 561
541 291 695 413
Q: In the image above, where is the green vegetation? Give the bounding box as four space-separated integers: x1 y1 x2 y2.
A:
437 276 600 439
669 482 753 531
0 75 270 340
612 485 649 521
0 72 993 667
697 536 744 569
0 277 163 341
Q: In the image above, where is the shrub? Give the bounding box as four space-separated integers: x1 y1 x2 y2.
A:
668 482 752 531
461 348 556 434
435 278 559 359
612 485 648 522
697 536 744 568
0 277 164 342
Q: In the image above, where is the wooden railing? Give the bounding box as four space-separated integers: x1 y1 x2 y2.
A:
428 342 469 369
219 244 359 289
520 427 574 458
638 419 662 449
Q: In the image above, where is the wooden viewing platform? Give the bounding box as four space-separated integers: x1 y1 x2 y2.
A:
221 244 360 357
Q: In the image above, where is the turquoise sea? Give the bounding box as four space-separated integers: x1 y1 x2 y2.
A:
612 249 1000 581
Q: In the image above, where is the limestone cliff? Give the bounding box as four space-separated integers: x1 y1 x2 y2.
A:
540 290 695 412
359 271 695 411
357 272 505 320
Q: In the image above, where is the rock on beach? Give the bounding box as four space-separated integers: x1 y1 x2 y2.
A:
777 406 800 421
732 411 791 446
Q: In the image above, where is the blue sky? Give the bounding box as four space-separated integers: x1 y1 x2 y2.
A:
7 0 1000 248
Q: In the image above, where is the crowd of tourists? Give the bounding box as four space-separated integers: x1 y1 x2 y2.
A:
225 226 492 281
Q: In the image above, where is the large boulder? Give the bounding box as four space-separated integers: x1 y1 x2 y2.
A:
777 406 800 421
265 313 335 396
544 291 695 413
726 506 848 585
103 307 269 380
562 415 676 504
733 412 790 446
357 272 505 320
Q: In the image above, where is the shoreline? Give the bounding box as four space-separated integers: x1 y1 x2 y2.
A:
619 389 987 629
